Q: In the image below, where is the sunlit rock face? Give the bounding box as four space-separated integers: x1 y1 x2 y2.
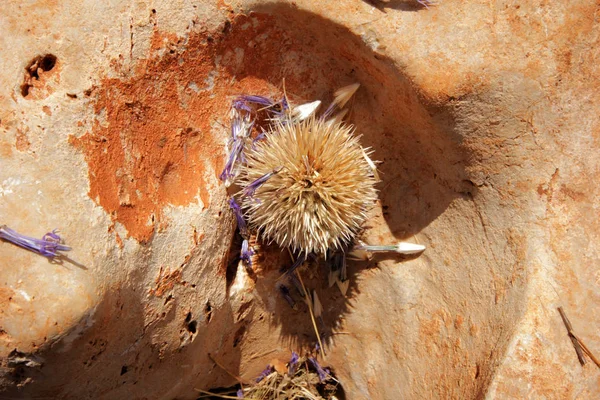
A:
1 1 599 399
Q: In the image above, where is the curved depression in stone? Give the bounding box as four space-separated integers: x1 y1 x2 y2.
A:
214 6 526 399
0 3 527 400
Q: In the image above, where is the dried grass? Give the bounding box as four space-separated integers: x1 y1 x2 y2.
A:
196 354 340 400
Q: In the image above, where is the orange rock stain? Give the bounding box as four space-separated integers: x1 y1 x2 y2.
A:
70 14 288 242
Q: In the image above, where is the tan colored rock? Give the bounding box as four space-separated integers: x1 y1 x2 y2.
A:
0 0 599 399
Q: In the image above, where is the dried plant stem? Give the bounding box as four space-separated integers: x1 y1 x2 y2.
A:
248 349 278 361
558 307 586 365
208 353 250 385
194 388 239 399
572 332 600 369
557 306 600 369
296 270 326 360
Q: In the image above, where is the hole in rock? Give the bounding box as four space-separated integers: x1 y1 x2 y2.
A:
187 320 197 334
225 229 244 289
20 54 58 97
204 301 213 323
232 325 246 348
184 311 197 334
38 54 57 72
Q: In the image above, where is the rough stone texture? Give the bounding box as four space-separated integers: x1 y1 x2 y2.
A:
0 0 599 399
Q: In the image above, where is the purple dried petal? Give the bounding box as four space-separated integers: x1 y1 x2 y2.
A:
321 102 337 120
42 230 61 242
308 357 329 382
233 99 252 113
238 95 275 108
252 132 266 147
237 388 244 398
243 167 282 197
228 198 248 237
221 114 255 185
0 226 71 258
284 253 307 277
287 272 306 297
281 96 289 111
290 351 299 365
231 115 254 139
256 365 272 383
219 137 245 184
276 283 296 309
288 351 299 375
240 239 254 266
234 95 289 119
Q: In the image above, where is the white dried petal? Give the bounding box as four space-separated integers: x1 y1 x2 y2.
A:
362 147 380 181
328 269 339 288
396 242 426 254
292 100 321 120
350 240 426 256
332 83 360 109
312 290 323 318
325 109 348 126
336 279 349 296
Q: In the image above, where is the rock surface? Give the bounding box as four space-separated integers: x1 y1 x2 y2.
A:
0 0 599 398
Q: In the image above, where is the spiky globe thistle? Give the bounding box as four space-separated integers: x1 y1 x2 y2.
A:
240 117 378 255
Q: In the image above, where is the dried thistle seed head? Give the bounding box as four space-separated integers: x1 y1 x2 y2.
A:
240 117 378 254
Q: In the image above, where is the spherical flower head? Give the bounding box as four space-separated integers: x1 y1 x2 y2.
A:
240 117 378 255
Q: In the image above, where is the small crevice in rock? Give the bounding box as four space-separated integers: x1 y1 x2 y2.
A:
225 230 243 288
184 311 197 334
204 301 213 323
187 320 197 334
20 54 57 97
232 325 245 348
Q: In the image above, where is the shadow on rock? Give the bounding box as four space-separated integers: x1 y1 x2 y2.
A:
215 0 468 356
